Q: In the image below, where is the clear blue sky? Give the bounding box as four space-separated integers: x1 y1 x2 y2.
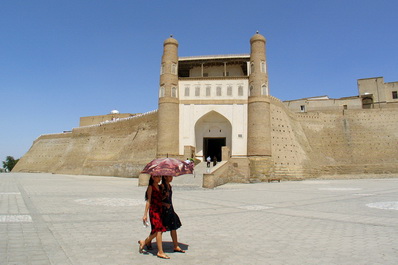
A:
1 0 397 162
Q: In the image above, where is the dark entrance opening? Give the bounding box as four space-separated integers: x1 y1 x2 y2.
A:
203 138 226 162
362 97 373 109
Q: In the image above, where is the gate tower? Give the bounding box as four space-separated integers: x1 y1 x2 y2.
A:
156 36 180 158
247 32 273 175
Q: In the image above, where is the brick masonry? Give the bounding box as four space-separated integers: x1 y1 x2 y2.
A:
13 98 398 180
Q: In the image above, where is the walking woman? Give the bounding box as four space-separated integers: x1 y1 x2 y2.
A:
161 176 185 253
138 175 169 259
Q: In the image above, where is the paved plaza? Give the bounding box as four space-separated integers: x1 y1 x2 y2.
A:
1 173 397 265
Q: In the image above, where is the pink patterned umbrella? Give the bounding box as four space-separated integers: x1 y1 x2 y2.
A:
141 158 194 177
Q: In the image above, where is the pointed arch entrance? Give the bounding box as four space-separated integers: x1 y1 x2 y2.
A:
362 97 373 109
194 111 232 162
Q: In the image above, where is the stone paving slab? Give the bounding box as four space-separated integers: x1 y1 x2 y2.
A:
0 173 397 264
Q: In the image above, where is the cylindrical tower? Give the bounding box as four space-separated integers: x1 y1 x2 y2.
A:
156 36 180 158
247 32 272 176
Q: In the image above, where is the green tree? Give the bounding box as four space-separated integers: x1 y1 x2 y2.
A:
2 156 19 172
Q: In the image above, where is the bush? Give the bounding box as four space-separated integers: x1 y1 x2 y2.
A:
2 156 19 172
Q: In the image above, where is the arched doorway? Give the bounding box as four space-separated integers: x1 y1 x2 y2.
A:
362 97 373 109
195 111 232 162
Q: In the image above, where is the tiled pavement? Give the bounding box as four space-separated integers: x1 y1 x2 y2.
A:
1 173 397 264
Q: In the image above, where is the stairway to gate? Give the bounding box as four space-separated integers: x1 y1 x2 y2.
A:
171 162 206 187
172 161 227 188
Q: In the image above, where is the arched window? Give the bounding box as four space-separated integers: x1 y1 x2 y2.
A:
238 85 244 96
206 86 211 97
184 86 190 97
159 87 165 97
171 87 177 98
261 61 266 73
171 63 177 75
250 62 254 74
362 97 373 109
227 85 232 96
195 86 200 97
216 86 222 96
160 63 165 75
261 84 268 95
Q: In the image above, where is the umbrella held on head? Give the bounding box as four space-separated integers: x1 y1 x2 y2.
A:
141 158 194 177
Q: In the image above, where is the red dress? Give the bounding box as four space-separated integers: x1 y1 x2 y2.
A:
149 185 166 234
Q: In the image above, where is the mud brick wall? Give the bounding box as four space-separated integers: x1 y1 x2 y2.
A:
269 96 313 179
13 111 158 177
269 97 398 179
298 108 398 175
14 102 398 180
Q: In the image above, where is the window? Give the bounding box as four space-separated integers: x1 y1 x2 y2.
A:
300 105 306 112
203 73 209 77
392 91 398 99
261 84 268 95
250 62 254 74
171 63 177 75
261 61 266 73
216 86 222 96
238 85 243 96
206 86 211 97
249 85 253 96
159 87 165 97
195 86 200 97
227 86 232 96
343 105 348 110
184 86 190 97
362 97 373 109
160 63 165 75
171 87 177 98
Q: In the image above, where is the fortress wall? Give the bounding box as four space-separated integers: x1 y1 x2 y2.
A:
296 108 398 175
269 96 315 179
13 111 158 177
269 97 398 178
14 98 398 180
12 133 73 173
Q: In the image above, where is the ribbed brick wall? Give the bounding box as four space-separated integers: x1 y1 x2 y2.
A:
13 111 158 177
268 98 398 179
269 97 311 179
298 109 398 175
14 100 398 180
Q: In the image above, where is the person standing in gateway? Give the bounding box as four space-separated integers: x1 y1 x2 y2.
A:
206 156 211 168
213 156 217 167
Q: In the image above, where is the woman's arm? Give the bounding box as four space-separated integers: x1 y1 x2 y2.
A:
143 186 152 222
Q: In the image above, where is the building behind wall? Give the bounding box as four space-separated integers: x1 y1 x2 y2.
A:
13 33 398 183
284 77 398 113
358 77 398 109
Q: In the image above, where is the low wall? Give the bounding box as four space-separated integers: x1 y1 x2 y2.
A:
203 162 231 188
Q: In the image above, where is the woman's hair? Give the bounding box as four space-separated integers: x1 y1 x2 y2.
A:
145 176 155 201
161 176 169 191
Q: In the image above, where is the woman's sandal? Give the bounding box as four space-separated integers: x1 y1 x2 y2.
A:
138 241 145 253
157 254 170 259
173 247 185 253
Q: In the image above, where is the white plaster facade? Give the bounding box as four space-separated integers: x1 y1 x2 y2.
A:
178 77 249 158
